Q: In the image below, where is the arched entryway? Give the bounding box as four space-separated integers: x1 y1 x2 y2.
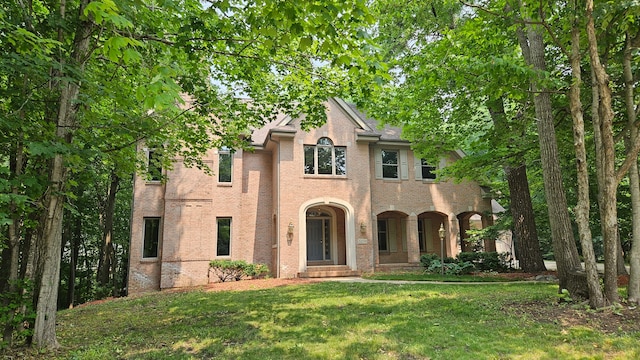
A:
298 198 357 274
416 212 449 258
305 206 346 266
457 212 495 252
376 211 409 264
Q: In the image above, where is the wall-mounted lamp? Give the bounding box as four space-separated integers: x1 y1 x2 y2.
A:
287 221 295 235
360 222 367 233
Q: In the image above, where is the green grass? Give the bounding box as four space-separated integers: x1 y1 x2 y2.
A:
363 272 521 282
39 282 640 359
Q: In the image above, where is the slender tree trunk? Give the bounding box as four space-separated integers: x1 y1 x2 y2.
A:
568 14 606 308
623 31 640 303
97 172 119 287
33 0 93 348
586 0 619 304
67 214 81 309
516 23 588 298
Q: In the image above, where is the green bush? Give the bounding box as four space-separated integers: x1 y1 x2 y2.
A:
426 260 475 275
208 260 270 282
0 279 35 349
456 251 509 272
420 253 440 268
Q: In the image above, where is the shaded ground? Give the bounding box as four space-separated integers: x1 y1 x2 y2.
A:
200 273 640 335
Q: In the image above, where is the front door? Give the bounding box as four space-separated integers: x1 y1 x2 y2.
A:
307 218 331 261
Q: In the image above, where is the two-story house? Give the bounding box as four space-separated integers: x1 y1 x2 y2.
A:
128 98 495 293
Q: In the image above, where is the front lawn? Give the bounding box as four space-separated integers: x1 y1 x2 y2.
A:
20 281 640 359
363 272 525 282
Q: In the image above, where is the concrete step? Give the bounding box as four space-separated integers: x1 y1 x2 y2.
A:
299 265 361 278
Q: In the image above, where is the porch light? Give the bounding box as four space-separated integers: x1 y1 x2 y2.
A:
288 221 295 235
439 223 446 276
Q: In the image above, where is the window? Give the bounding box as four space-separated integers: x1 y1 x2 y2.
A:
143 217 161 258
304 137 346 176
218 147 232 183
377 219 388 251
217 217 231 256
147 150 162 182
381 150 399 179
421 159 437 180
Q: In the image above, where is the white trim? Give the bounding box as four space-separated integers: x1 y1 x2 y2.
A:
298 198 356 273
333 97 373 131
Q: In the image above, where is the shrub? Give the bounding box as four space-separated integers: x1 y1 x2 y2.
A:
208 260 270 282
426 260 475 275
456 251 509 272
420 253 440 269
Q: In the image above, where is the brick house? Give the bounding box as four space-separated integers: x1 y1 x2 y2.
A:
127 98 495 293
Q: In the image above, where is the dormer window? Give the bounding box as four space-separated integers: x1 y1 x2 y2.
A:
304 137 346 176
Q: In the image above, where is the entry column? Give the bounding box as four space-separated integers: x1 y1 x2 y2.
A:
407 213 420 263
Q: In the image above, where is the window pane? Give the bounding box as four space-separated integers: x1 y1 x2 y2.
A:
218 153 232 182
304 146 315 174
317 146 332 174
381 150 399 179
377 220 388 251
421 159 436 179
335 147 346 175
143 217 160 258
317 137 332 145
217 218 231 256
148 150 162 181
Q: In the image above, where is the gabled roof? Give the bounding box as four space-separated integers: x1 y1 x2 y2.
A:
250 98 408 147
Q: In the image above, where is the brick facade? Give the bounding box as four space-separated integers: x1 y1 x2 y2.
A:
128 98 494 294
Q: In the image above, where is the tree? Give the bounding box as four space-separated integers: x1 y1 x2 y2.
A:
364 0 548 273
1 0 384 349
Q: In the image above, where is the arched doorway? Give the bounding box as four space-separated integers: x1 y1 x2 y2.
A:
306 206 346 266
457 212 495 252
376 211 409 264
416 212 448 258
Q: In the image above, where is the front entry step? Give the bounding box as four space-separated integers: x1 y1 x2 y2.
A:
298 265 361 278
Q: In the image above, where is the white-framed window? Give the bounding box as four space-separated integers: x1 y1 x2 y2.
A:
381 150 399 179
146 149 162 182
218 147 232 183
375 148 408 180
304 137 346 176
142 217 161 258
216 217 232 256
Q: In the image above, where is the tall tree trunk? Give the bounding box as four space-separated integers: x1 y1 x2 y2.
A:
67 214 81 309
623 31 640 303
488 96 546 272
97 172 119 287
505 164 547 272
568 14 606 308
516 23 588 298
586 0 619 304
33 0 93 348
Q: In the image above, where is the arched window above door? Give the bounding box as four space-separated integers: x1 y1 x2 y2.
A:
304 137 346 176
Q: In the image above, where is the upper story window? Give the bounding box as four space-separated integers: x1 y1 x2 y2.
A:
381 150 399 179
218 147 232 183
146 149 162 182
420 159 437 180
375 148 408 180
304 137 346 176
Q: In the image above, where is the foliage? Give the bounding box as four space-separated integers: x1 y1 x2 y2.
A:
0 280 35 349
426 260 476 275
208 260 269 283
419 253 440 268
364 272 520 282
457 252 510 272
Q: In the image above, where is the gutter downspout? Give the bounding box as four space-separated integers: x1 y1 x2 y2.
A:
270 134 281 278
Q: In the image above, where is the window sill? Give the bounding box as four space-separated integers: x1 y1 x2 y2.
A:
140 257 159 262
303 175 348 179
217 183 233 187
145 181 162 185
381 178 402 182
